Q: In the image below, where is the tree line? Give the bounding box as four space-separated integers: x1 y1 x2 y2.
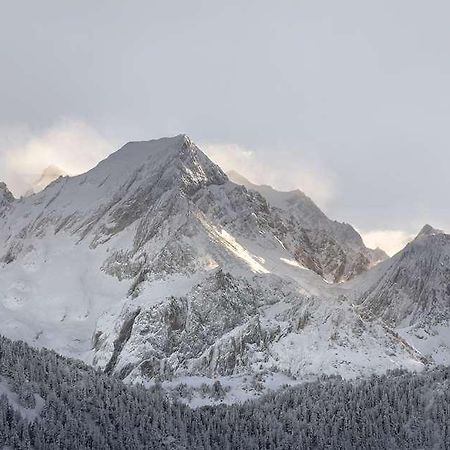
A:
0 335 449 449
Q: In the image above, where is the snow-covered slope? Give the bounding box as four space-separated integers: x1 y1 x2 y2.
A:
228 170 386 282
0 135 446 401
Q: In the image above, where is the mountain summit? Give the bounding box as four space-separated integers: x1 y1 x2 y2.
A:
415 223 445 239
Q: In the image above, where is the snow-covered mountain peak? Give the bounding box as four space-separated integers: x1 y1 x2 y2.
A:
113 134 200 162
87 134 228 195
415 224 445 239
5 135 229 231
356 224 450 364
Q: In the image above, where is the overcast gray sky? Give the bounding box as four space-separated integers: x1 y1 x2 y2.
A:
1 0 449 254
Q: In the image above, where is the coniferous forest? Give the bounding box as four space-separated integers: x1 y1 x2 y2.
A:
0 335 449 449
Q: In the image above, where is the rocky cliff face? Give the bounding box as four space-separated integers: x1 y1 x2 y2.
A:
228 171 386 282
0 182 14 217
0 135 447 401
93 269 424 386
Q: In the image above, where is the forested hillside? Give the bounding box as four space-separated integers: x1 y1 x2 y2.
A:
0 335 449 449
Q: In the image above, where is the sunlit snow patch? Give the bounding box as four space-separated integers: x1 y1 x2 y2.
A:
199 217 269 274
279 257 307 269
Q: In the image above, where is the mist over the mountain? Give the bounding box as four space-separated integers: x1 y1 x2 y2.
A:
0 119 113 196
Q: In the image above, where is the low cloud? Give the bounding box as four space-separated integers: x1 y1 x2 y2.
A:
202 142 336 208
0 119 114 196
361 229 415 256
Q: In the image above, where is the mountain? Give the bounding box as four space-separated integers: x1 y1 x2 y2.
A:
25 165 67 195
0 135 447 402
355 225 450 364
228 170 387 282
